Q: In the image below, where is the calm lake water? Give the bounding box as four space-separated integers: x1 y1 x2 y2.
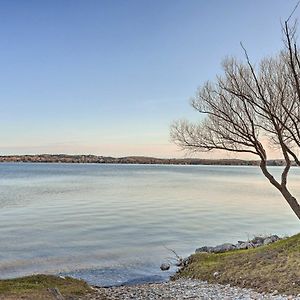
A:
0 163 299 286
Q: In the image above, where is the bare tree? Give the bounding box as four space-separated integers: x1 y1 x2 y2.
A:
171 14 300 220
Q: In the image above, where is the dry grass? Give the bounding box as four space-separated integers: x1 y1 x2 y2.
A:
0 274 107 300
174 233 300 295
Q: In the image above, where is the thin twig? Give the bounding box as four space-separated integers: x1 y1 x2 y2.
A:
286 1 300 23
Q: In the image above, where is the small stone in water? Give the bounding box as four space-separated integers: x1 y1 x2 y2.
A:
160 263 170 271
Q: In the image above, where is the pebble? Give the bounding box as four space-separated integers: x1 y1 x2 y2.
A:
89 279 300 300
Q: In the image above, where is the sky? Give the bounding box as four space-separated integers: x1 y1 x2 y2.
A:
0 0 298 158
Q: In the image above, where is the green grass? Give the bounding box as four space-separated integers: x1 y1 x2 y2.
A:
0 274 107 299
174 233 300 295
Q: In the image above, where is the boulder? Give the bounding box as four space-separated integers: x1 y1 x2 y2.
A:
160 263 170 271
182 257 189 266
195 234 282 254
262 235 280 245
213 243 236 253
263 237 273 245
176 257 189 267
195 246 215 253
270 234 280 242
253 242 263 247
251 236 265 246
237 241 254 250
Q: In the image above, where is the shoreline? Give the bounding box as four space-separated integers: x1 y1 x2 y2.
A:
97 278 296 300
0 154 290 166
0 274 296 300
1 233 299 299
97 233 300 299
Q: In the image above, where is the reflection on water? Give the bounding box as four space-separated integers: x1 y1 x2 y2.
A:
0 163 299 285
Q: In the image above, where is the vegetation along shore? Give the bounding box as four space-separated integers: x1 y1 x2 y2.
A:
0 154 291 166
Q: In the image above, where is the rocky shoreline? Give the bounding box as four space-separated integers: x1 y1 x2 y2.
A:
195 234 281 254
158 234 282 273
86 235 296 300
90 279 298 300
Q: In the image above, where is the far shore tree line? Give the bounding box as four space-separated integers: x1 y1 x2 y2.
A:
171 7 300 220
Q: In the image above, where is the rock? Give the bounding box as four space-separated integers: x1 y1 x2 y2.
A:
270 234 280 242
195 235 282 255
213 271 219 277
253 240 264 247
196 243 236 254
263 237 273 245
251 236 265 244
272 289 278 295
195 246 215 253
160 263 170 271
181 257 189 266
213 243 236 253
251 236 265 247
175 258 185 267
237 241 254 250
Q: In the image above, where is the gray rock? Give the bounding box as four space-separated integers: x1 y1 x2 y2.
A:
195 246 215 253
251 236 265 247
160 263 170 271
181 257 189 266
195 235 282 255
237 241 254 250
253 241 264 247
270 234 280 242
213 243 236 253
263 237 273 245
263 235 280 245
175 257 186 267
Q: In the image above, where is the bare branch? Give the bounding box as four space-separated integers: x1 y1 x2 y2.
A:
286 1 300 23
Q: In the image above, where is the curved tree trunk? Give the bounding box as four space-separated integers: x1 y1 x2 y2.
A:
259 161 300 220
280 187 300 220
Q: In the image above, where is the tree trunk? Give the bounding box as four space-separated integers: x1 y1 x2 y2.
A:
281 187 300 220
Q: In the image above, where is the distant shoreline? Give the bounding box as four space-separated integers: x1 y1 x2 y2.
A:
0 154 289 166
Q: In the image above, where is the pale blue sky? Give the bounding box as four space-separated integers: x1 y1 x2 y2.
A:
0 0 297 157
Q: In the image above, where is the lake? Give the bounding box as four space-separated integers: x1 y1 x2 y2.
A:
0 163 299 286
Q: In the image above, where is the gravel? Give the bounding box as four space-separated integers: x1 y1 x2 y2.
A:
90 279 300 300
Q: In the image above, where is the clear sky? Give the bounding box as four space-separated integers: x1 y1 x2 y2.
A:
0 0 297 158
